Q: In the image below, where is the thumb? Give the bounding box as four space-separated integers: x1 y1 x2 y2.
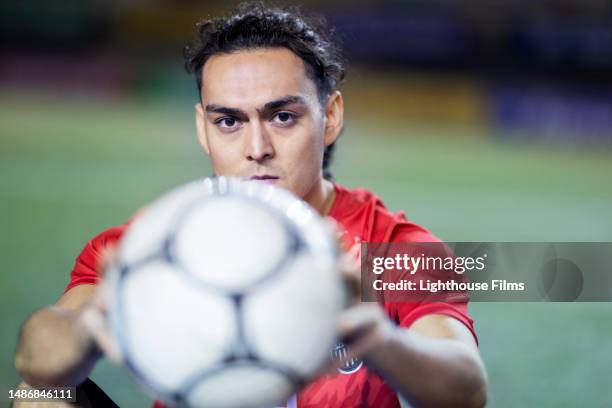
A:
80 285 122 364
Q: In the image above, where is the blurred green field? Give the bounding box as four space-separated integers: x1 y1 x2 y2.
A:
1 93 612 407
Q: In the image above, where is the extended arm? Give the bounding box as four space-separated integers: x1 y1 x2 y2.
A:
339 305 488 408
14 285 108 387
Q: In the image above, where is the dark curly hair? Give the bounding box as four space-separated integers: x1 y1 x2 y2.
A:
184 2 345 180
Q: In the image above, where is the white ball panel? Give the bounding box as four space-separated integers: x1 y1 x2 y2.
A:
186 364 292 408
174 197 288 291
114 261 236 392
119 181 209 265
244 253 345 378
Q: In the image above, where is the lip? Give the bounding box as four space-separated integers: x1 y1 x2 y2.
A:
249 175 280 184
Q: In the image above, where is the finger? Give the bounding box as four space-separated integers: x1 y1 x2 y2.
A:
97 245 117 278
339 255 360 284
80 288 122 364
337 304 382 337
323 217 347 250
338 254 361 304
347 242 361 260
341 273 360 306
336 305 391 363
339 331 380 365
80 306 122 363
89 284 108 313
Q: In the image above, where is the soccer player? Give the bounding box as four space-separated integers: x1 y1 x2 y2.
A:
14 3 487 407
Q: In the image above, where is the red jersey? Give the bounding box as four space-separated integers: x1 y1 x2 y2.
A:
66 183 476 408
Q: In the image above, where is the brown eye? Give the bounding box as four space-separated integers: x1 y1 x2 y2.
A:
219 118 236 128
271 111 296 126
277 112 291 122
214 117 241 132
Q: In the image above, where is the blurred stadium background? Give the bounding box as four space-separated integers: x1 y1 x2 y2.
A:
2 1 612 406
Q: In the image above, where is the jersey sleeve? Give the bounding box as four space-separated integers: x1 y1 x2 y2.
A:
387 225 478 344
64 225 127 293
392 301 477 344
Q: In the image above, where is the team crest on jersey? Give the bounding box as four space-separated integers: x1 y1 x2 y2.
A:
331 342 363 374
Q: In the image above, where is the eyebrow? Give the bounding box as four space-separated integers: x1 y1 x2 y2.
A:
205 105 246 117
260 95 307 112
205 95 307 119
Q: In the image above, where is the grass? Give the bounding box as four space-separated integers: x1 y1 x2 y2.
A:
1 92 611 407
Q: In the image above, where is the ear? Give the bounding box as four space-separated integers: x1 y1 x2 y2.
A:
195 102 210 155
324 90 344 147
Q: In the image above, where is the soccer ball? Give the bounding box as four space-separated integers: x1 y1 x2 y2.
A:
105 177 346 408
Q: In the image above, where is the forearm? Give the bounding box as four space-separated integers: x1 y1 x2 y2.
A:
15 306 100 387
365 328 487 408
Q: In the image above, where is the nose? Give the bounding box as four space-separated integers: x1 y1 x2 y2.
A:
245 122 275 162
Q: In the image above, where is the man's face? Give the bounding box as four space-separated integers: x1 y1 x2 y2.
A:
195 48 341 202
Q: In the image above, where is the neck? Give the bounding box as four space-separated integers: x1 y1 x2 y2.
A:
304 178 336 216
